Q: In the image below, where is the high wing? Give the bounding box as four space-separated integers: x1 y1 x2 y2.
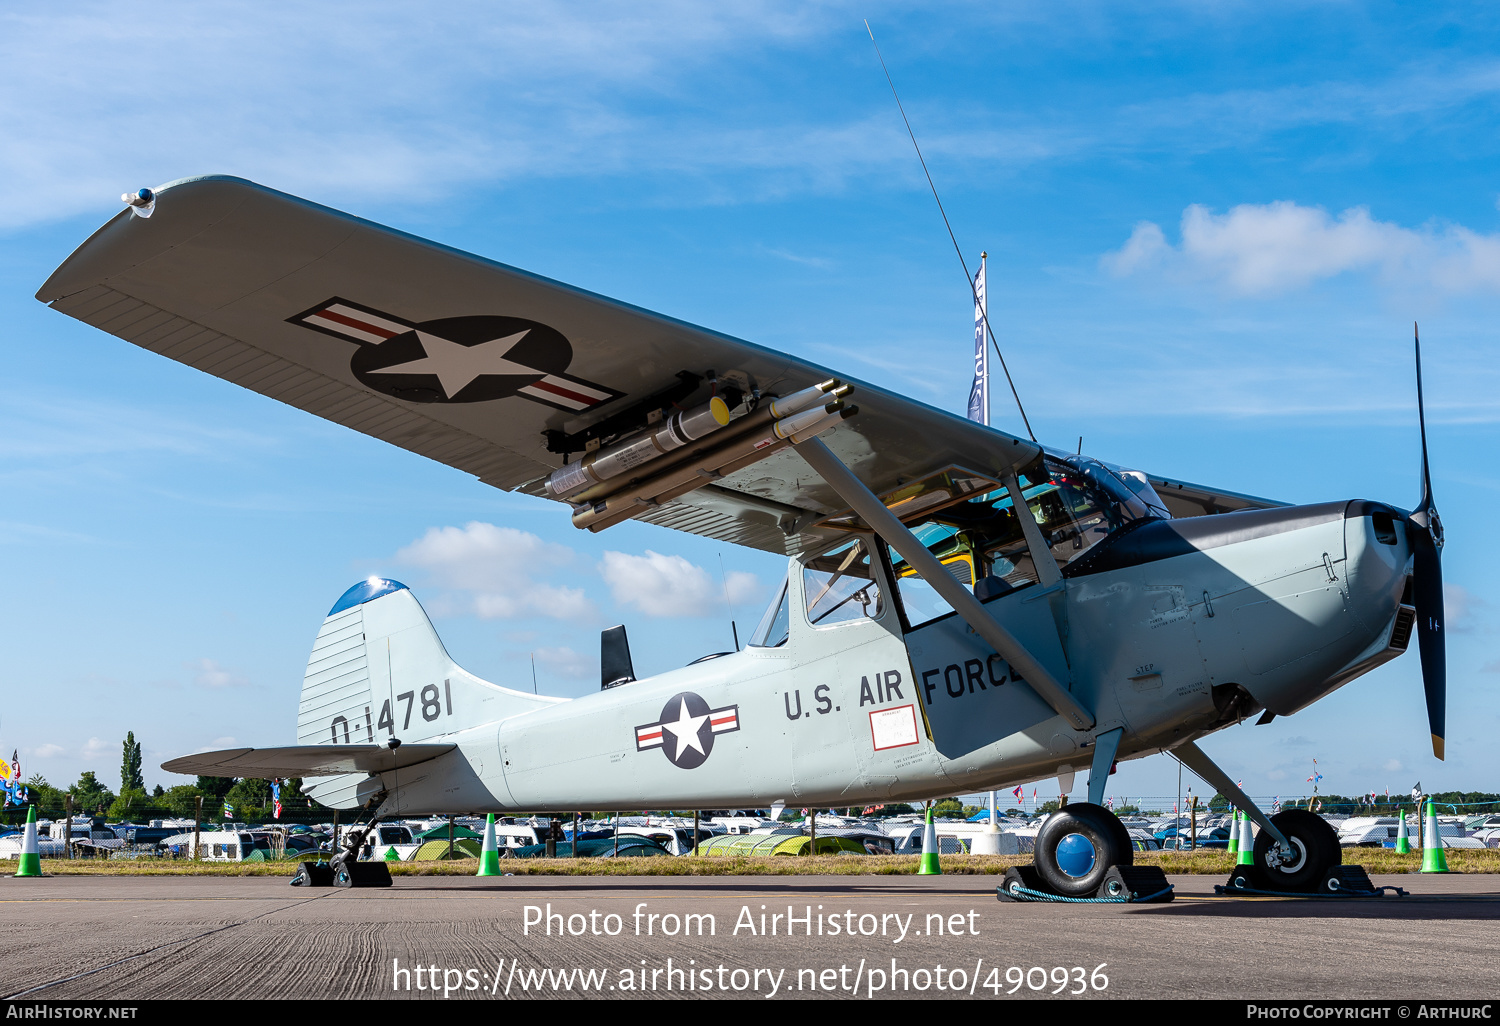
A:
38 175 1271 552
36 175 1046 555
1145 475 1287 519
161 744 456 779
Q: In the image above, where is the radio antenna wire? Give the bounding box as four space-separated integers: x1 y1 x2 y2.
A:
865 20 1036 442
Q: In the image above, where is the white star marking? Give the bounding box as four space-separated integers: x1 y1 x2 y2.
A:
369 329 537 398
659 698 710 761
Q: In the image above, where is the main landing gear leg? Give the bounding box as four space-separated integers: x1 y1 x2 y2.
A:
1173 741 1344 893
291 793 393 889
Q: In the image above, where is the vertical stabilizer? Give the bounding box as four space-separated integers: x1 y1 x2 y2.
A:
299 577 564 808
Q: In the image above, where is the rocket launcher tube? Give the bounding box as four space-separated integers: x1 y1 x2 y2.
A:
771 401 846 441
569 401 857 533
787 404 858 444
546 396 731 498
767 380 842 419
556 380 852 506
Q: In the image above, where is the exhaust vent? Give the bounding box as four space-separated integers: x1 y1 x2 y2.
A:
1389 605 1417 652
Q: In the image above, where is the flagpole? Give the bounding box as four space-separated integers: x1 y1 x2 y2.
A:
980 252 989 427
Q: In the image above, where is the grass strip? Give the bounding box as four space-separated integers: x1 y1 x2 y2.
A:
14 848 1500 877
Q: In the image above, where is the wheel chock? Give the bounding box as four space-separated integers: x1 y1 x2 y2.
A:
997 864 1174 904
1215 863 1406 898
333 860 393 888
1098 865 1174 902
290 861 335 887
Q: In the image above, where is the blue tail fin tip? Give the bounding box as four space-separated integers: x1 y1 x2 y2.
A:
329 577 409 616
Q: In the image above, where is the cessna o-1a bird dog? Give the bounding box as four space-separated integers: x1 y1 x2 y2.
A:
39 178 1445 895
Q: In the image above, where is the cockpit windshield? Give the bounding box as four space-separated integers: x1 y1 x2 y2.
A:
886 455 1166 628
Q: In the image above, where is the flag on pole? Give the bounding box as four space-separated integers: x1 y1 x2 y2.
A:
965 256 989 425
1011 785 1023 803
271 779 283 820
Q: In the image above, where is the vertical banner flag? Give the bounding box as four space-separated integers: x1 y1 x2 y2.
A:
965 254 988 426
271 779 283 820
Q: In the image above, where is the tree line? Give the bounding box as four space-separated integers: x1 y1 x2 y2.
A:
5 730 332 825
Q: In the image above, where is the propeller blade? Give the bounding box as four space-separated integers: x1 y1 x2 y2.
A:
1413 323 1435 524
1407 520 1446 760
1408 322 1445 760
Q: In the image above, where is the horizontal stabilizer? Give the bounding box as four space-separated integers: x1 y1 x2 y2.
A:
161 743 455 779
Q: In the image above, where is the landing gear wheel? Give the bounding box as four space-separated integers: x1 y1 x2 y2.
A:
1252 809 1340 892
1034 802 1132 897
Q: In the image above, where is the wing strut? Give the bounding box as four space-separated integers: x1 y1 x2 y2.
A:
793 437 1093 730
1173 741 1290 849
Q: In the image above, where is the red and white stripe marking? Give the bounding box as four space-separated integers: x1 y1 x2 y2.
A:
295 302 411 345
519 375 618 412
635 704 738 752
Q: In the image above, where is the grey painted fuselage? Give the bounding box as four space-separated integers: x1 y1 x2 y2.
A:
366 499 1412 815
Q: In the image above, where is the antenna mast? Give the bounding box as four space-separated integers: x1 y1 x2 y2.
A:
865 21 1036 441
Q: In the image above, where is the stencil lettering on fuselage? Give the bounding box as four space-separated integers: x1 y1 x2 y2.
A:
903 595 1064 760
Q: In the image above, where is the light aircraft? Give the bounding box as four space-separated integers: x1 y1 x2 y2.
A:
38 177 1445 894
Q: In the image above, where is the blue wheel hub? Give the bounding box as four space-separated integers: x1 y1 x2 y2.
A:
1055 832 1097 878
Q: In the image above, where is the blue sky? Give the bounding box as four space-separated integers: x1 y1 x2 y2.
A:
2 1 1497 806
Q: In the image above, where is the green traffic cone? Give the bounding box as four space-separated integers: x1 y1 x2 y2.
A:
1226 810 1239 856
1421 801 1449 873
1236 812 1255 866
917 807 941 875
477 813 501 877
1394 806 1411 854
14 806 41 878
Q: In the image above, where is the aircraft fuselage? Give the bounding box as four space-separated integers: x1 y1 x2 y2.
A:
381 499 1413 814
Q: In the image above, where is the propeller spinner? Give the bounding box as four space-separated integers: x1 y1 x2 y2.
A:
1407 324 1446 760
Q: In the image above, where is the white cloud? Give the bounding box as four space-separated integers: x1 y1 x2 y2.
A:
396 522 593 620
190 658 249 689
1383 759 1403 773
0 2 860 227
192 736 238 756
598 550 760 618
81 737 110 760
534 646 592 681
26 743 65 759
1444 584 1482 633
1103 201 1500 296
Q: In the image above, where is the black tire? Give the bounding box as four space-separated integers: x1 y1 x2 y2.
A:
1035 803 1132 897
1252 809 1340 891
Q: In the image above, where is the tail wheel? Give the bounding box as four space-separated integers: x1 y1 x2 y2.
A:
1034 802 1132 897
1252 809 1340 890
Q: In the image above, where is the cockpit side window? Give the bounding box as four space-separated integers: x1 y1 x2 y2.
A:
884 455 1165 631
802 538 884 628
1027 456 1160 565
748 580 790 648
